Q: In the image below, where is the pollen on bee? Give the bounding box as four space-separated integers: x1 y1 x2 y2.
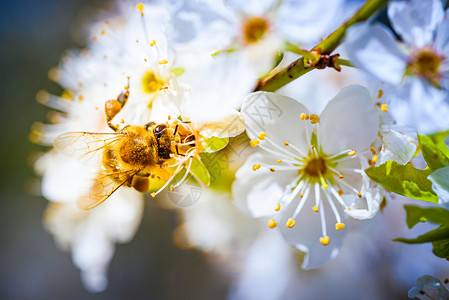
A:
275 203 281 211
136 3 144 15
286 218 295 228
313 206 319 212
300 113 310 120
335 223 345 230
380 104 388 112
252 164 261 171
268 219 278 229
159 60 168 64
258 132 267 140
320 236 330 246
348 150 356 156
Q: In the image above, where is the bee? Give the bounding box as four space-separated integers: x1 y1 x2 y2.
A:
54 84 194 210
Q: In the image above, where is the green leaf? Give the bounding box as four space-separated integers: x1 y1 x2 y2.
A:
189 157 210 188
404 205 449 229
432 239 449 259
418 132 449 171
170 67 185 77
202 136 229 153
393 225 449 244
365 161 438 203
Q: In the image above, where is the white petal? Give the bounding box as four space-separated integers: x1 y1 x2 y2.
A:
345 186 384 220
227 0 276 15
388 0 444 48
232 153 297 218
428 166 449 204
319 85 380 154
345 23 407 85
389 79 449 134
276 0 344 44
378 130 417 165
241 92 311 155
279 188 345 269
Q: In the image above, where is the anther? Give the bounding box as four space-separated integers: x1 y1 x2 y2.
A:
338 175 344 179
320 236 330 246
170 185 174 191
284 142 289 146
335 223 345 230
258 132 267 140
286 218 296 228
250 139 259 147
357 192 362 198
313 206 319 212
151 192 156 198
322 184 328 189
310 114 320 124
159 60 168 64
300 113 310 120
275 203 281 211
337 190 344 196
270 168 276 172
348 150 356 156
370 147 377 155
136 3 144 16
150 40 156 46
377 89 383 99
277 159 283 163
101 30 106 35
372 155 378 164
311 145 315 149
380 104 388 112
268 219 278 229
299 193 304 198
252 164 261 171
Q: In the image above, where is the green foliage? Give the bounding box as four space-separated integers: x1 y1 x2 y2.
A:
365 161 438 203
418 131 449 171
202 137 229 153
170 67 185 77
189 157 210 188
394 205 449 259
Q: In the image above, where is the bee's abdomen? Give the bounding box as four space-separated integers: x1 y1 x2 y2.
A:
119 137 155 166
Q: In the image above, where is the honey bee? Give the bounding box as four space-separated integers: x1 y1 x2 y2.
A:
54 85 195 210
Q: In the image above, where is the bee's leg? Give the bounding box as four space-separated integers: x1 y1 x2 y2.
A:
173 124 178 136
131 176 149 193
105 78 130 132
175 145 186 157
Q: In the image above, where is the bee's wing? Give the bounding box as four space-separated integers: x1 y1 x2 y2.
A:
77 168 142 210
54 132 125 163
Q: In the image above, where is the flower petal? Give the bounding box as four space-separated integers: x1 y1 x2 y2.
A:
227 0 276 15
241 92 311 155
345 23 407 85
389 79 449 134
388 0 444 48
279 187 345 269
428 166 449 204
319 85 380 154
233 153 298 218
377 130 417 165
345 186 384 220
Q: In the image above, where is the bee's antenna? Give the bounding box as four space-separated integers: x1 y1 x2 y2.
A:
175 144 185 157
173 124 179 136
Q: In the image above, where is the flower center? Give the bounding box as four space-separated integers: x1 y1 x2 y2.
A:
142 70 164 94
303 157 327 177
408 48 444 86
243 17 269 44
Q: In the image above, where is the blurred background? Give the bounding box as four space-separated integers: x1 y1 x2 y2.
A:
0 0 228 299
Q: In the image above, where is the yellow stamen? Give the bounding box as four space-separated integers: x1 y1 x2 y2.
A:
270 168 276 172
372 155 378 164
377 89 383 99
380 104 388 112
275 203 281 211
338 175 344 179
310 114 320 124
311 145 315 149
150 40 156 46
136 3 144 16
277 159 283 163
286 218 296 228
348 150 356 156
335 223 345 230
250 139 259 147
357 192 362 198
151 192 156 198
284 142 289 146
320 236 330 246
299 193 304 198
258 132 267 140
313 206 319 212
170 185 174 191
370 147 377 155
268 219 278 229
159 60 168 65
337 190 344 196
300 113 310 120
252 164 261 171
